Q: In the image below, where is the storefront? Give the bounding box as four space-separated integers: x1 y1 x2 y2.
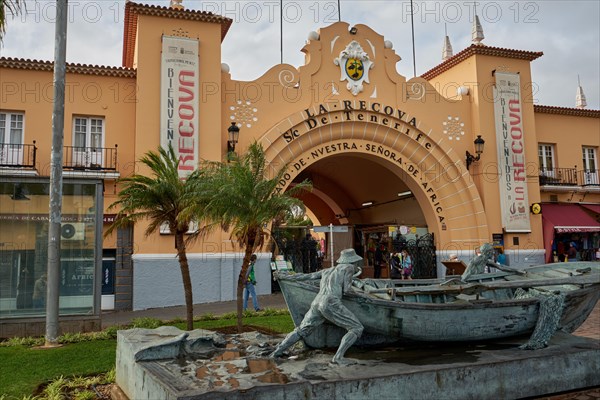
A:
542 203 600 262
0 1 598 328
0 178 103 336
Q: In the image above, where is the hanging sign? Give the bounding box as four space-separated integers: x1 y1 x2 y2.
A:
493 72 531 232
160 35 199 178
313 225 348 233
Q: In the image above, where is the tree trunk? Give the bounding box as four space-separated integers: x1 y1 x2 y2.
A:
176 232 194 331
237 242 255 333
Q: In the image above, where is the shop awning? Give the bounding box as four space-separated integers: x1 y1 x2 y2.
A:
581 204 600 214
542 204 600 233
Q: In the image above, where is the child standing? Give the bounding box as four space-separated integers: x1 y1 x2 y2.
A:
401 249 413 280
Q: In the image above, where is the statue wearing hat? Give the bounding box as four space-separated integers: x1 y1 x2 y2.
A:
270 248 364 364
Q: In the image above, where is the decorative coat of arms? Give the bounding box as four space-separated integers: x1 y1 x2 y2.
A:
334 41 373 96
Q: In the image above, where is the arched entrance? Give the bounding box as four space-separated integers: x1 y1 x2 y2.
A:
261 101 491 274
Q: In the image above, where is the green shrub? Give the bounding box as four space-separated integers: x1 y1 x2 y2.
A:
169 316 185 324
104 367 116 383
196 312 217 321
0 336 44 348
130 317 162 329
219 311 237 320
73 390 96 400
44 375 67 399
60 332 88 344
102 325 120 339
33 369 116 400
259 308 288 316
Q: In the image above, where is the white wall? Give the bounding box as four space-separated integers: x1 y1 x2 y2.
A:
131 252 272 310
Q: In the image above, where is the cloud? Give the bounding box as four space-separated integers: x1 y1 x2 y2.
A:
1 0 598 108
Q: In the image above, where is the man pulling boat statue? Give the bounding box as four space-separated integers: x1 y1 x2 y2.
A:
461 243 495 281
461 243 526 281
271 248 364 365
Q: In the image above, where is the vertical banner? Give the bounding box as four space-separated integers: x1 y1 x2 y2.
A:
160 36 199 178
493 72 531 232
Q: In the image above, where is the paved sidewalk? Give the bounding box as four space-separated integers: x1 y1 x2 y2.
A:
573 301 600 340
101 293 287 329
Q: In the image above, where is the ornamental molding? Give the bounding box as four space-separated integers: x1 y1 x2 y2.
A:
333 41 373 96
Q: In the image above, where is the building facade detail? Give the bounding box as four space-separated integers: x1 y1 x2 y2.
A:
334 40 374 96
0 2 598 336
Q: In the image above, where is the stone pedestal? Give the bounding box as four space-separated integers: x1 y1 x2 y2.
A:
116 328 600 400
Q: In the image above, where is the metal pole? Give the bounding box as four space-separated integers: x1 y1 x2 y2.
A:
280 0 283 64
338 0 341 21
329 223 334 268
46 0 68 347
410 0 417 77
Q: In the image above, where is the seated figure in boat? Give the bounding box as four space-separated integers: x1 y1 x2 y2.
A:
461 243 494 281
270 248 364 365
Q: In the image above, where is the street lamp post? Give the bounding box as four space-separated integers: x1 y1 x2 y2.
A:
227 122 240 162
466 135 485 170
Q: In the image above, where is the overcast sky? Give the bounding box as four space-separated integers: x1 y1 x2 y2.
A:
1 0 599 109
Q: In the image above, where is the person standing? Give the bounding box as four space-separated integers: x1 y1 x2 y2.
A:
567 242 578 262
243 254 261 311
32 273 47 309
390 252 402 279
401 249 413 280
496 248 507 265
374 242 386 279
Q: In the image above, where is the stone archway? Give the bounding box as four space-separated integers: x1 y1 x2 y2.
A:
259 101 490 247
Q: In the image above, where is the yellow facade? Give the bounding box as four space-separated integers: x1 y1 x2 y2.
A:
1 2 598 316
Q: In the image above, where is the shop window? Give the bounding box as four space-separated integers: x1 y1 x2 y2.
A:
538 144 555 176
0 111 25 165
72 116 104 168
0 180 99 319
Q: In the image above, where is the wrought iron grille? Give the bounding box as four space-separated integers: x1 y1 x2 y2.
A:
403 233 437 279
0 142 37 168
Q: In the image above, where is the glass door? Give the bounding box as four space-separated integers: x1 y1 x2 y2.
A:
538 144 555 178
73 117 104 168
582 147 598 185
0 112 24 166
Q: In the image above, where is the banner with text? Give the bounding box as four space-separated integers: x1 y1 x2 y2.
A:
160 35 199 178
493 72 531 232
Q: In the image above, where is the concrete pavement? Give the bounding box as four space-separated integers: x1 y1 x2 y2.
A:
101 293 287 329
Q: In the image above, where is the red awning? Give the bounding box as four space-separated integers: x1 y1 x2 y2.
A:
581 204 600 214
542 204 600 233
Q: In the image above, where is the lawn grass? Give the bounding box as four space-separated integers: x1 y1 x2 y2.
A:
0 340 116 399
184 314 295 333
1 313 294 399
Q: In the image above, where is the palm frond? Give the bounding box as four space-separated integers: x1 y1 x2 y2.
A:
1 0 21 42
104 144 209 241
200 140 311 252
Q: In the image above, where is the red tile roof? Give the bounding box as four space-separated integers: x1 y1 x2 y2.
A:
0 57 136 78
122 2 233 68
421 44 543 80
534 105 600 118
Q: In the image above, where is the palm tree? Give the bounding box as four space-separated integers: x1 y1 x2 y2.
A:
106 144 205 330
199 141 311 332
1 0 22 42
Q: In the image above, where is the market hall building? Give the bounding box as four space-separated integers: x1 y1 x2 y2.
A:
1 1 598 337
